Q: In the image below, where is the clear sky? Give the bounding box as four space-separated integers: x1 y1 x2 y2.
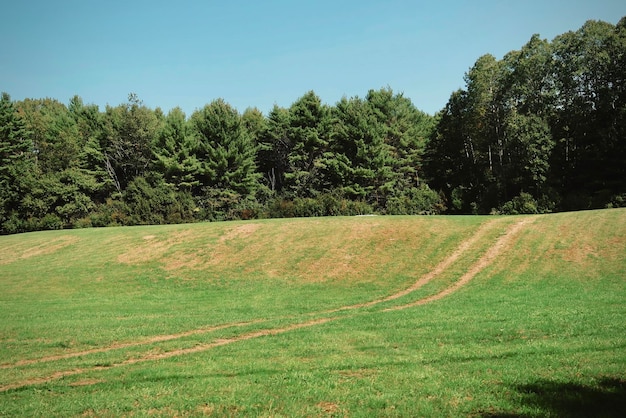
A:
2 0 624 116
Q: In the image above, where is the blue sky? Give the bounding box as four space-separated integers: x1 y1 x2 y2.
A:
2 0 624 116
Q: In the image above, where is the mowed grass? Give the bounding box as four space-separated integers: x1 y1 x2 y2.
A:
0 210 624 417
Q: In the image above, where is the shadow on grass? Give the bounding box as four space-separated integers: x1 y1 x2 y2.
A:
482 377 626 417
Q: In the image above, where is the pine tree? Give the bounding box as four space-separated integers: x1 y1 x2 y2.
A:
188 99 260 218
0 93 35 232
331 95 394 204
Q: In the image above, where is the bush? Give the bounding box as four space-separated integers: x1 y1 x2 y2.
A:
606 193 626 209
35 213 64 230
1 213 24 235
499 192 539 215
338 199 373 216
266 199 295 218
385 185 444 215
72 217 93 229
195 189 265 221
292 197 326 217
122 176 198 225
265 192 375 219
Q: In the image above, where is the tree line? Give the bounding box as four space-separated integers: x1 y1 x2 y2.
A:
0 88 440 233
425 17 626 214
1 17 624 234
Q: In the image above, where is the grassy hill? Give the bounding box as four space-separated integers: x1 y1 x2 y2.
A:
1 209 625 416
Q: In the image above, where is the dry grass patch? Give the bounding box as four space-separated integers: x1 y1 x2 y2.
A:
159 217 452 285
485 209 626 282
219 223 261 242
117 230 196 265
0 235 80 265
317 401 341 414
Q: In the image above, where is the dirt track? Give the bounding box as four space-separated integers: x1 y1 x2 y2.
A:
385 217 533 311
0 217 532 392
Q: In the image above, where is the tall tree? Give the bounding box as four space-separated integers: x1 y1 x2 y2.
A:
152 107 203 192
241 107 271 198
68 95 112 203
282 91 334 197
498 35 556 203
102 93 160 193
256 105 291 193
551 19 626 208
424 90 476 212
426 48 555 213
331 95 394 204
365 87 436 211
0 93 35 233
188 99 260 217
16 98 81 174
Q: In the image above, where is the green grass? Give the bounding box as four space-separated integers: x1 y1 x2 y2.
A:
0 210 624 416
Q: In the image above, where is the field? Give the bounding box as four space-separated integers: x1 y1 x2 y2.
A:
0 209 625 417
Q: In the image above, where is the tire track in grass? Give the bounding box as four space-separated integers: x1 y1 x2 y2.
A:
325 218 504 312
0 318 336 393
0 218 532 392
384 217 533 311
0 320 264 370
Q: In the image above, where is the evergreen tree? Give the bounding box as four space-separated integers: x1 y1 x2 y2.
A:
0 93 35 233
189 99 260 218
365 88 437 213
283 91 333 197
152 107 203 192
68 96 112 204
256 105 291 193
331 95 394 204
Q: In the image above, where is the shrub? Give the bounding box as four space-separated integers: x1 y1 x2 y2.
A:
38 213 64 230
606 193 626 209
385 185 444 215
1 213 24 235
265 193 374 218
71 217 92 229
266 199 295 218
499 192 539 215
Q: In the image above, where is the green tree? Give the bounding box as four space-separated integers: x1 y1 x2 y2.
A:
0 93 35 233
242 107 273 203
68 96 112 204
102 93 160 192
551 18 626 208
365 88 437 212
152 107 204 192
502 112 554 200
331 95 394 204
283 91 334 197
16 97 107 226
241 107 267 145
424 90 474 212
489 35 556 209
17 98 82 174
188 99 260 218
256 105 291 193
427 44 556 213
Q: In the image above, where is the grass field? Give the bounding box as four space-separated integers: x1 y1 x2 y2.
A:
0 209 624 417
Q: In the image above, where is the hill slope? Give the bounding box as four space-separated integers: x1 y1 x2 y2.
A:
0 210 624 416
